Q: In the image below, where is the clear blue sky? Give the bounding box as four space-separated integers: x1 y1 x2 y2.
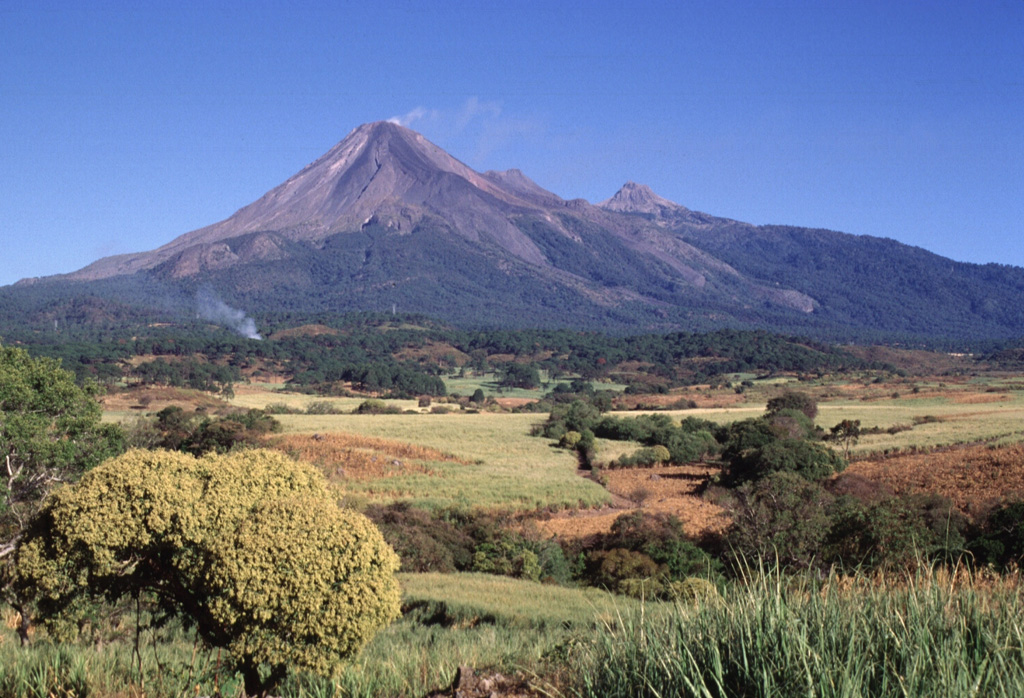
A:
2 1 1021 287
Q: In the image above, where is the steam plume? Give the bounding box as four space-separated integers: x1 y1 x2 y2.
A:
196 288 262 340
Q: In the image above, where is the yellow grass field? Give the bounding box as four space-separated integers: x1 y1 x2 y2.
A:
656 390 1024 455
266 411 610 511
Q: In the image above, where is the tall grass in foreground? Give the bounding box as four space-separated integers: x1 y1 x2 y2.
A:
0 573 646 698
573 563 1024 698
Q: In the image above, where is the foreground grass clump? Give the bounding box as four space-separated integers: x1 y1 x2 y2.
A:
573 563 1024 698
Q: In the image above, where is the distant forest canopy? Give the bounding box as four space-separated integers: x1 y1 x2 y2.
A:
0 306 927 396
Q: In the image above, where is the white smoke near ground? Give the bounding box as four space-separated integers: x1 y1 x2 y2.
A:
196 288 262 340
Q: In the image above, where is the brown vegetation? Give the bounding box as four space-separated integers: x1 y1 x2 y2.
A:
536 464 729 541
267 323 341 339
100 385 228 413
393 340 469 365
265 432 467 481
841 443 1024 521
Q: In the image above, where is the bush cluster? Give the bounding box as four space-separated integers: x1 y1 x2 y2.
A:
139 406 282 455
364 504 572 585
569 511 723 600
541 403 719 466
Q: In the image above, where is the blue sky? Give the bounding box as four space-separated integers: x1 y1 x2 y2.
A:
1 1 1021 287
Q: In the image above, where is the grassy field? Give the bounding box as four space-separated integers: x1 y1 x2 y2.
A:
269 412 610 511
293 571 663 697
0 573 660 698
9 566 1024 698
818 395 1024 454
652 389 1024 455
230 388 409 413
443 372 629 400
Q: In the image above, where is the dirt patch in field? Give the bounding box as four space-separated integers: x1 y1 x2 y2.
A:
424 666 550 698
841 345 975 375
841 444 1024 520
264 432 466 482
393 340 469 366
494 397 539 408
950 392 1010 404
100 386 228 414
536 464 729 540
614 391 746 410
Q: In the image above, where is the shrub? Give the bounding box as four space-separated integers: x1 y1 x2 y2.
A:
305 400 343 415
264 402 303 415
668 577 721 604
970 500 1024 570
716 418 779 463
354 399 402 415
766 391 818 419
472 539 542 582
365 502 476 573
0 343 125 594
602 512 723 582
560 430 583 449
15 449 400 697
545 400 602 437
727 438 846 485
767 408 818 440
663 429 718 463
614 446 670 468
585 549 664 596
721 471 834 570
826 495 932 572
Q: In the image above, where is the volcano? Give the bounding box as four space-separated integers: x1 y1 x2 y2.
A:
11 121 1024 340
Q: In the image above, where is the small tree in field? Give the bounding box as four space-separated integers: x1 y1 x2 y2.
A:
829 419 862 459
766 391 818 419
15 449 400 697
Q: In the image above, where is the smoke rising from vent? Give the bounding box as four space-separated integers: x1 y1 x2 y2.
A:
196 288 262 340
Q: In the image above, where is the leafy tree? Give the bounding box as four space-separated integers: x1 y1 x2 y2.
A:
766 391 818 419
15 449 400 697
499 363 541 389
722 471 834 571
727 438 846 485
823 493 961 571
584 548 663 596
766 408 819 441
968 500 1024 570
0 345 124 596
603 511 722 582
828 419 862 459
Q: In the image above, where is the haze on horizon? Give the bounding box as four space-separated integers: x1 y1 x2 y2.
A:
1 1 1021 288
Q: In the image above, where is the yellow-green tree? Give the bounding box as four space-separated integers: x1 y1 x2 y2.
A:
16 449 401 697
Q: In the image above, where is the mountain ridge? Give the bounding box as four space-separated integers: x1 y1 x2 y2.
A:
7 121 1024 342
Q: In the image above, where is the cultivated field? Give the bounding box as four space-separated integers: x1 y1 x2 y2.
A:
247 406 610 512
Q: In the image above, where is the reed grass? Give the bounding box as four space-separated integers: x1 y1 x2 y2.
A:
572 562 1024 698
